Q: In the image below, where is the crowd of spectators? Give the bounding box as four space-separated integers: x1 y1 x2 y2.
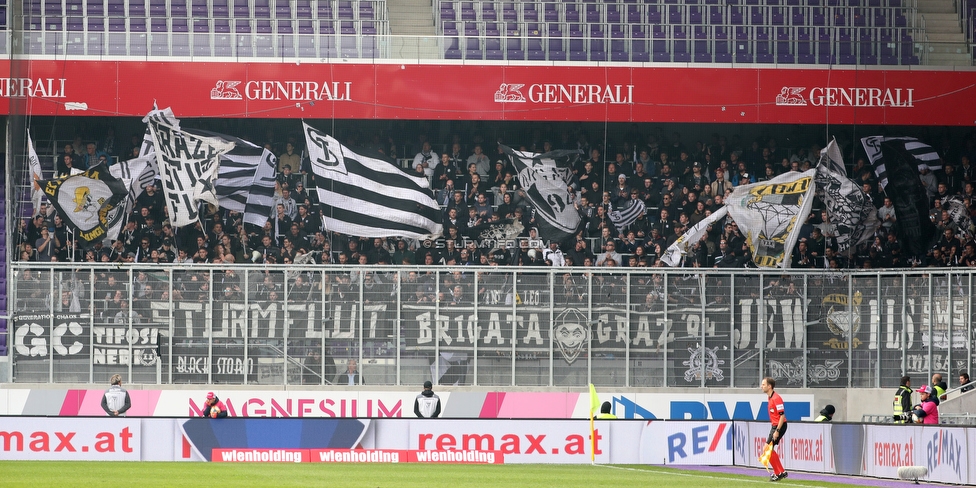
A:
15 125 976 272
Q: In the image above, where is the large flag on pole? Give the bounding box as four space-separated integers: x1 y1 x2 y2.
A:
725 170 817 268
304 122 443 239
500 145 582 244
861 136 940 256
814 138 880 255
209 134 278 228
27 132 44 216
661 206 729 266
39 165 127 243
143 107 234 227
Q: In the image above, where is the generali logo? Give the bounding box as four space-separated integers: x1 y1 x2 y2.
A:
775 86 914 107
210 80 352 101
495 82 634 104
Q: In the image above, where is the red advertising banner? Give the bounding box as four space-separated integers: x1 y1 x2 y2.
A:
3 60 974 125
211 448 505 463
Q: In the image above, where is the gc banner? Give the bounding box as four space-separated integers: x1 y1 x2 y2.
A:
12 313 89 360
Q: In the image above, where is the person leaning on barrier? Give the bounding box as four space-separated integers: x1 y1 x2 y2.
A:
893 376 913 423
203 392 228 418
814 404 834 422
960 372 973 393
101 374 131 417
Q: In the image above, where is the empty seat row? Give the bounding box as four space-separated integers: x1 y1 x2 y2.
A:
24 16 387 34
22 0 386 20
441 2 908 28
26 29 380 57
440 0 906 7
444 30 919 64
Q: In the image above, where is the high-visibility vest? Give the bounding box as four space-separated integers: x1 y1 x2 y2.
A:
933 384 946 398
893 386 912 423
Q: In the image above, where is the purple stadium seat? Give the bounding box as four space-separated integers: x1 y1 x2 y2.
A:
523 2 539 22
485 21 499 36
295 0 311 18
507 38 524 59
66 17 84 31
130 17 147 32
481 3 496 21
45 0 63 15
214 18 230 32
568 38 586 61
590 38 607 61
234 0 250 17
544 3 558 22
170 0 186 16
441 7 456 21
728 6 743 24
445 37 461 58
254 0 271 17
108 17 125 31
130 0 146 16
485 37 503 59
235 18 251 32
339 20 355 34
173 17 189 32
464 38 482 59
502 2 517 21
548 38 566 60
193 18 209 32
149 0 166 16
107 0 125 16
607 4 621 23
276 0 291 17
527 38 545 59
149 17 166 32
319 19 334 33
585 3 600 23
689 5 703 24
66 0 83 13
86 0 104 16
565 4 580 22
88 17 104 31
463 21 478 35
460 2 475 21
709 6 724 23
191 0 207 16
318 1 332 18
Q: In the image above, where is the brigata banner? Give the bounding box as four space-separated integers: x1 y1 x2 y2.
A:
3 60 976 125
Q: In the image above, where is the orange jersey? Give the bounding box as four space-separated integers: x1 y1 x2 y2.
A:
768 391 785 425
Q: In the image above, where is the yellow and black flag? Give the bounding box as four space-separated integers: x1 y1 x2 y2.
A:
40 164 128 243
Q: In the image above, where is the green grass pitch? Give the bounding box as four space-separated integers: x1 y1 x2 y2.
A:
0 462 868 487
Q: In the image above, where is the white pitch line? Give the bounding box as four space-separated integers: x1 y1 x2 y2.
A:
595 463 811 487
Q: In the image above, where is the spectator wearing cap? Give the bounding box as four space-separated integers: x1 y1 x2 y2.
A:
202 392 228 418
912 385 938 424
414 380 441 418
684 161 710 193
612 174 632 207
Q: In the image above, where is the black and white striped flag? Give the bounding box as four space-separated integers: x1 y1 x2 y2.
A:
303 123 443 239
609 199 647 232
861 136 941 189
860 135 940 256
211 135 278 228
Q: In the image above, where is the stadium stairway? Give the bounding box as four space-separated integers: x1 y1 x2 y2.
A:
388 0 441 58
917 0 971 65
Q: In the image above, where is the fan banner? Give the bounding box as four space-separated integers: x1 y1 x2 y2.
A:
725 170 817 268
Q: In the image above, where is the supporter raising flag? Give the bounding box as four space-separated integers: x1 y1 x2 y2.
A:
39 165 127 243
500 145 582 244
861 136 941 258
813 138 879 255
304 123 443 239
609 199 646 233
662 206 729 266
725 169 817 268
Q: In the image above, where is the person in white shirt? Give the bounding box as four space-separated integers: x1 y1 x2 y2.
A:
413 142 438 178
542 241 566 267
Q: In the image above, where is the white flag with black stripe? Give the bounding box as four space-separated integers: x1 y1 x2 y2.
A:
609 198 646 233
661 206 729 267
304 123 443 239
144 107 234 227
210 134 278 228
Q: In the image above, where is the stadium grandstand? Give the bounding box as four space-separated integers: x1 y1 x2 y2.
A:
1 0 976 431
